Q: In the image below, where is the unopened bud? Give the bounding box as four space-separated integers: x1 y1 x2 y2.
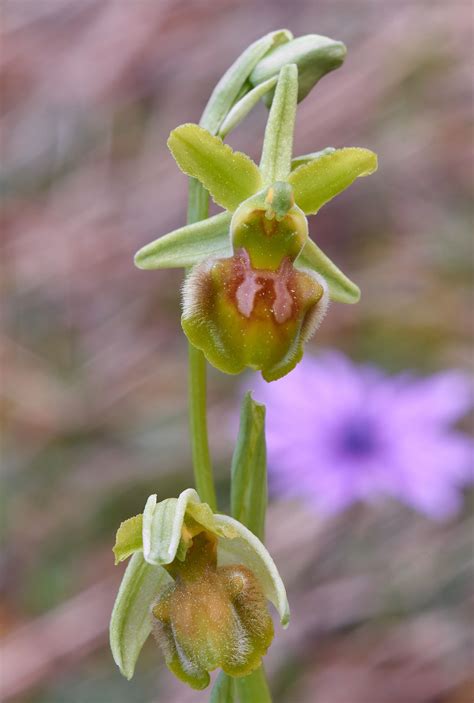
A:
249 34 346 105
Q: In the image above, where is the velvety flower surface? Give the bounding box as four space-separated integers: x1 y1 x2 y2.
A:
252 352 473 518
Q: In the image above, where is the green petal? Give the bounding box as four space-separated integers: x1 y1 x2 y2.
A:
218 76 278 139
110 552 171 679
259 63 298 184
249 33 346 105
291 147 335 170
142 490 237 566
295 238 360 304
215 514 290 627
113 514 143 564
231 393 267 541
288 147 378 215
134 212 232 270
168 124 263 211
200 29 292 135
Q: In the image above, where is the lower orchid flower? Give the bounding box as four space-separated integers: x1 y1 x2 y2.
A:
110 489 289 690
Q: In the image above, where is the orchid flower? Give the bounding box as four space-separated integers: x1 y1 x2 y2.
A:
135 65 377 381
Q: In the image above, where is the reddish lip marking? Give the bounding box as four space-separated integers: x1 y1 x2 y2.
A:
234 249 294 324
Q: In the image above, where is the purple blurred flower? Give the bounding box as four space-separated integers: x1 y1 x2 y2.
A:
252 352 473 519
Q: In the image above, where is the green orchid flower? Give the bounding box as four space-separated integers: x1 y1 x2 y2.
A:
135 64 377 381
110 489 289 690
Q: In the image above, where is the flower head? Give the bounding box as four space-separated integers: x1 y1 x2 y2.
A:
134 65 377 381
110 489 289 689
252 352 473 518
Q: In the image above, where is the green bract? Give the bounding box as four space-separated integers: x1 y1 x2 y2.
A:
109 489 289 688
134 43 377 382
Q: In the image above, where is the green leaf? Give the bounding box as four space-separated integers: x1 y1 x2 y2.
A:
215 514 290 627
110 552 171 679
249 33 346 105
235 666 272 703
113 514 143 564
210 667 272 703
168 124 263 212
295 237 360 304
134 212 232 270
259 64 298 184
231 393 267 541
200 29 292 135
288 147 378 215
291 147 335 170
218 77 278 139
210 671 236 703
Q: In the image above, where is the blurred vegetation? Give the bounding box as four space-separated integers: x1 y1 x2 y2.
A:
1 1 472 702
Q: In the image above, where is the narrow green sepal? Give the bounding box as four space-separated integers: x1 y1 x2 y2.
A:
291 147 335 170
259 64 298 184
218 76 278 139
113 514 143 564
249 34 346 105
231 393 267 540
134 212 232 270
289 147 378 215
168 124 263 211
200 30 292 134
110 552 171 679
296 238 360 304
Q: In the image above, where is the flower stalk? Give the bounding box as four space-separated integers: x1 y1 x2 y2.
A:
187 177 216 511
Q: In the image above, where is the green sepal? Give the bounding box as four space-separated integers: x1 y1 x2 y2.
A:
249 34 346 105
210 672 236 703
219 76 278 139
291 147 335 170
168 124 263 212
259 64 298 184
200 30 292 135
134 212 232 270
231 393 267 540
296 237 360 304
113 514 143 564
288 147 378 215
110 552 172 679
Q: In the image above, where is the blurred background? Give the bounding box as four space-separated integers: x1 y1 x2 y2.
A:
1 1 473 702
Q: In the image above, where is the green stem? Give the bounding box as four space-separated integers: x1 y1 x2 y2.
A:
235 666 272 703
187 177 217 511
